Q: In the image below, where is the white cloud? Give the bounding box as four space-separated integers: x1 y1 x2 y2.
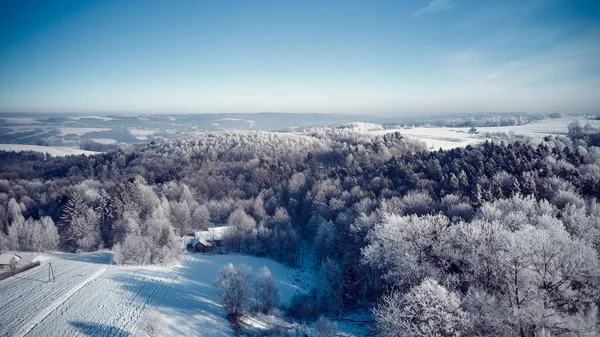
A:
416 31 600 113
413 0 454 17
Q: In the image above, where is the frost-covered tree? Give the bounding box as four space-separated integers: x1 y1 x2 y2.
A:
136 311 167 337
7 214 25 250
315 316 337 337
214 263 252 329
373 278 469 337
269 206 290 227
228 208 256 232
0 232 8 251
462 287 513 337
4 215 59 252
74 208 102 252
144 205 180 264
112 209 142 245
227 208 256 252
169 200 192 236
254 266 279 314
7 198 24 225
191 204 210 230
252 196 266 220
96 190 116 248
500 223 600 336
113 234 149 265
399 190 433 216
40 216 59 251
362 214 450 288
60 192 101 251
113 205 180 265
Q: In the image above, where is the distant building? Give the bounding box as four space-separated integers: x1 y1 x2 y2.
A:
0 254 21 271
191 226 234 252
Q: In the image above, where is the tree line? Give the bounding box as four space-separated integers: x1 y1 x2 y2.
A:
1 121 599 335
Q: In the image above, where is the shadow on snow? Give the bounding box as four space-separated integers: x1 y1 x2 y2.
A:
112 254 234 337
70 321 130 337
57 251 112 265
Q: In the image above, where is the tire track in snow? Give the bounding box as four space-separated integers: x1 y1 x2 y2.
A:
130 254 194 336
14 266 108 337
107 275 166 336
90 272 166 337
0 258 102 337
27 262 182 337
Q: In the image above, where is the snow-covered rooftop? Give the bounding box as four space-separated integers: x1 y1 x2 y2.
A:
194 226 234 245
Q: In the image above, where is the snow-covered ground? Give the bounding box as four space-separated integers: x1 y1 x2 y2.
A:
69 116 115 121
128 129 156 136
129 129 157 141
0 252 321 337
372 126 483 150
58 128 111 136
0 144 98 157
371 117 600 150
90 138 117 145
0 118 41 125
217 118 255 128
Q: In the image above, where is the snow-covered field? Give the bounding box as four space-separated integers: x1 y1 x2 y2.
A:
0 118 41 125
372 127 483 150
0 144 98 157
90 138 117 145
58 128 111 136
128 129 156 136
129 129 157 141
0 252 319 337
372 118 600 150
69 116 115 121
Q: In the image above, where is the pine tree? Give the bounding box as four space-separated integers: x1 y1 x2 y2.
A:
96 190 116 248
60 192 100 251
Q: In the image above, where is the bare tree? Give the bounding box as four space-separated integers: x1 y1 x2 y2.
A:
254 266 279 314
214 263 252 332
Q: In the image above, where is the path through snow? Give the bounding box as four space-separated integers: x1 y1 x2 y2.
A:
1 252 310 337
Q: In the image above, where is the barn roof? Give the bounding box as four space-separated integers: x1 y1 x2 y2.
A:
0 254 20 265
195 238 212 248
195 226 234 243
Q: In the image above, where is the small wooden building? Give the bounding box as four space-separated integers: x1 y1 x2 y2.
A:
194 237 213 253
0 254 21 271
193 226 234 252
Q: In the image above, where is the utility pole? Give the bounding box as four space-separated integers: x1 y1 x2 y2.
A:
48 262 55 283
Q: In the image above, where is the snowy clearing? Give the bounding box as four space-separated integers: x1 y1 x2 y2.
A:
0 118 40 125
128 129 156 136
371 117 600 150
371 127 483 150
0 252 319 337
217 118 255 128
69 116 115 121
58 128 112 136
0 144 98 157
90 138 117 145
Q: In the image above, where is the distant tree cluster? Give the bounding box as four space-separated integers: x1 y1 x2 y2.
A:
401 112 563 128
1 125 600 334
568 120 600 146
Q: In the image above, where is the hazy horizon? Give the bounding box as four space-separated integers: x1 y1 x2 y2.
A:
1 0 599 115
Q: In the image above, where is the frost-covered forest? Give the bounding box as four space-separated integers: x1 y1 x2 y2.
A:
1 121 600 336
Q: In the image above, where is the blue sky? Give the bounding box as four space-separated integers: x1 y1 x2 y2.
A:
0 0 598 115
